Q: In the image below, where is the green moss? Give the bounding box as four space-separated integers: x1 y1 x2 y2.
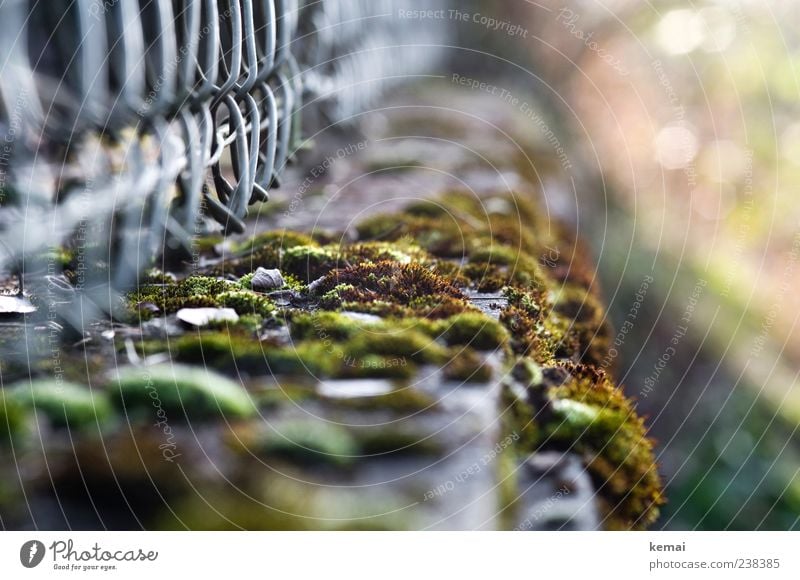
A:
316 261 465 305
345 329 449 366
46 247 75 269
238 272 256 289
508 360 663 530
403 199 449 218
192 234 224 254
550 285 604 326
126 275 280 325
113 363 256 419
358 192 543 259
264 342 343 377
281 245 343 282
256 420 358 466
282 273 305 291
537 285 612 366
0 391 28 441
218 290 276 318
289 311 374 341
180 276 231 296
141 269 177 285
357 428 443 456
465 245 544 291
355 213 473 258
121 191 658 530
127 275 231 319
335 355 417 380
441 312 509 350
255 383 317 408
233 314 264 334
505 286 545 318
461 263 507 293
221 231 318 276
443 349 493 383
233 230 317 256
340 241 427 265
497 286 560 362
6 380 112 428
324 386 436 414
317 284 354 310
326 295 475 320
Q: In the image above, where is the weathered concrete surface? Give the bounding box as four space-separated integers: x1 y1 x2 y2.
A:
0 88 661 530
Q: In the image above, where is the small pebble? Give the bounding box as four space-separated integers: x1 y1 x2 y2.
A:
251 267 285 292
177 307 239 327
340 311 383 324
0 294 36 315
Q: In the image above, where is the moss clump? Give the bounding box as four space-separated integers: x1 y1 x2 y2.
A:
6 380 112 428
113 364 256 419
500 288 550 360
141 269 177 285
281 245 344 282
550 285 604 326
329 296 475 320
255 420 358 466
287 311 502 380
322 386 436 414
317 284 355 310
316 261 464 304
127 275 281 325
335 355 417 380
443 349 493 383
403 199 449 218
238 272 256 289
119 190 660 530
218 290 276 319
461 263 507 293
311 258 477 319
0 391 28 441
465 245 544 291
179 276 231 296
281 242 427 282
540 285 612 366
507 360 663 530
127 275 230 319
441 312 509 351
233 230 316 255
340 241 427 265
255 383 317 408
504 287 545 320
164 332 345 377
223 230 317 276
44 247 75 269
288 311 375 342
345 329 449 366
263 343 344 377
356 213 473 258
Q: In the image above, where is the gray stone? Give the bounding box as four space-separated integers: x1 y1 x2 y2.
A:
251 268 285 292
514 451 600 531
177 307 239 327
0 295 36 314
339 311 383 324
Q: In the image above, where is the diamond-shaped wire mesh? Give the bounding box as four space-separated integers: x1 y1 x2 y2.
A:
0 0 448 337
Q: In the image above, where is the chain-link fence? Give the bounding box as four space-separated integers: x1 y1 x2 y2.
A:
0 0 449 332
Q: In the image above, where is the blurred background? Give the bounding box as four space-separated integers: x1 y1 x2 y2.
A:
460 0 800 529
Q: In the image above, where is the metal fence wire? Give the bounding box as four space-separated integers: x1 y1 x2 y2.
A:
0 0 448 331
